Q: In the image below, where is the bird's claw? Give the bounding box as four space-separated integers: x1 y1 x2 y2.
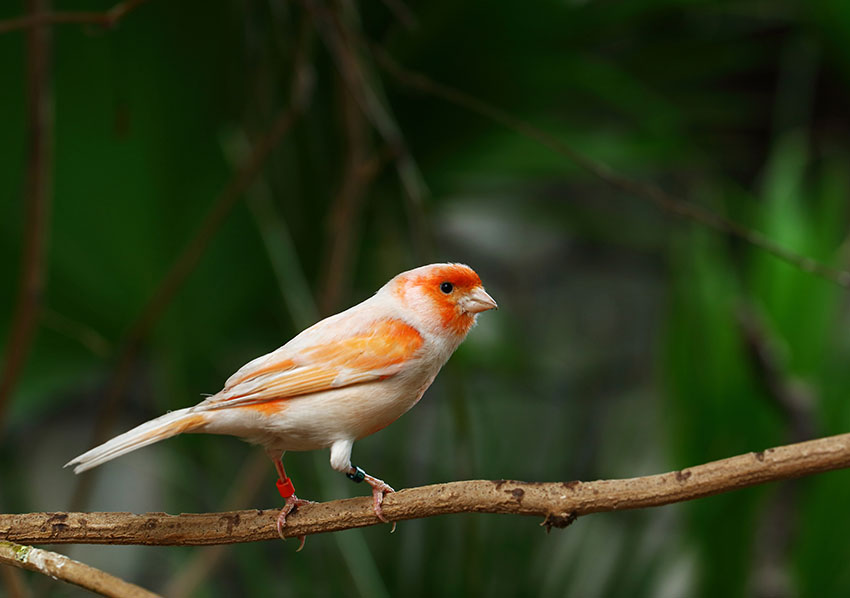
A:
348 466 397 530
365 476 395 526
276 495 314 550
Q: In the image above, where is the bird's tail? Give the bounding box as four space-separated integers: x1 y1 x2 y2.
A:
65 408 209 473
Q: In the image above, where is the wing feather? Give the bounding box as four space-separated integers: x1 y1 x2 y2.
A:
203 317 423 410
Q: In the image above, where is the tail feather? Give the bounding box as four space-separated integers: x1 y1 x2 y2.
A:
65 408 208 473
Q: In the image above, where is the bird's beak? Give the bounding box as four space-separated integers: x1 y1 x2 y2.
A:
462 286 498 314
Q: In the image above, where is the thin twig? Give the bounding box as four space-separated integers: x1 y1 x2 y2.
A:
0 0 150 34
370 45 850 289
0 0 54 432
5 432 850 545
0 541 159 598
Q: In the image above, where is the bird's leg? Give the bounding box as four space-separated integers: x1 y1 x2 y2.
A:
347 465 396 531
329 440 396 531
270 453 313 551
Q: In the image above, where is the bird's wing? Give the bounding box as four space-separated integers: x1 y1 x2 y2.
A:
202 317 424 410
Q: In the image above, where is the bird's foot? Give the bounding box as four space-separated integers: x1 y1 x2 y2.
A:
347 465 397 531
276 494 315 551
365 476 395 525
364 474 396 531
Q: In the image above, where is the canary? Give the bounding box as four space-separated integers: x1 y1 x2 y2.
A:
66 263 497 546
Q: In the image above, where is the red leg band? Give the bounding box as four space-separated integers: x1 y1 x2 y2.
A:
276 477 295 499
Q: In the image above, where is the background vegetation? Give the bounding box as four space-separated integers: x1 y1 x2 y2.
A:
3 0 850 596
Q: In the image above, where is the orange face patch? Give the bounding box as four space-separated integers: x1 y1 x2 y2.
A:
410 264 481 336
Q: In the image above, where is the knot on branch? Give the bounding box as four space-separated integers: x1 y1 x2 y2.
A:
541 512 578 533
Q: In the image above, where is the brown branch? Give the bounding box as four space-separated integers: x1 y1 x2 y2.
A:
0 541 159 598
370 45 850 289
0 0 149 34
4 432 850 546
0 0 54 432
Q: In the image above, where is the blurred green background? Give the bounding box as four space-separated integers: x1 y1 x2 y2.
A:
3 0 850 596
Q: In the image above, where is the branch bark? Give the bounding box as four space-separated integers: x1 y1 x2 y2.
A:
3 432 850 546
0 541 159 598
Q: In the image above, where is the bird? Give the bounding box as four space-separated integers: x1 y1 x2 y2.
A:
66 263 497 548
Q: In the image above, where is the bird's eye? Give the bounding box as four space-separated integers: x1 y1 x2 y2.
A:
440 282 454 294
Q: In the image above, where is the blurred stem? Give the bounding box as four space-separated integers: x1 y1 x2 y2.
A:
738 304 817 598
224 129 318 327
302 0 433 260
40 309 112 358
378 0 417 31
0 0 150 34
370 44 850 289
737 305 817 442
318 69 382 315
0 0 53 434
0 566 31 598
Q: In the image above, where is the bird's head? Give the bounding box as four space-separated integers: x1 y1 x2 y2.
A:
387 263 498 338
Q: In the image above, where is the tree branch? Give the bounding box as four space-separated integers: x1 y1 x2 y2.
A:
3 433 850 545
0 0 150 34
0 541 159 598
